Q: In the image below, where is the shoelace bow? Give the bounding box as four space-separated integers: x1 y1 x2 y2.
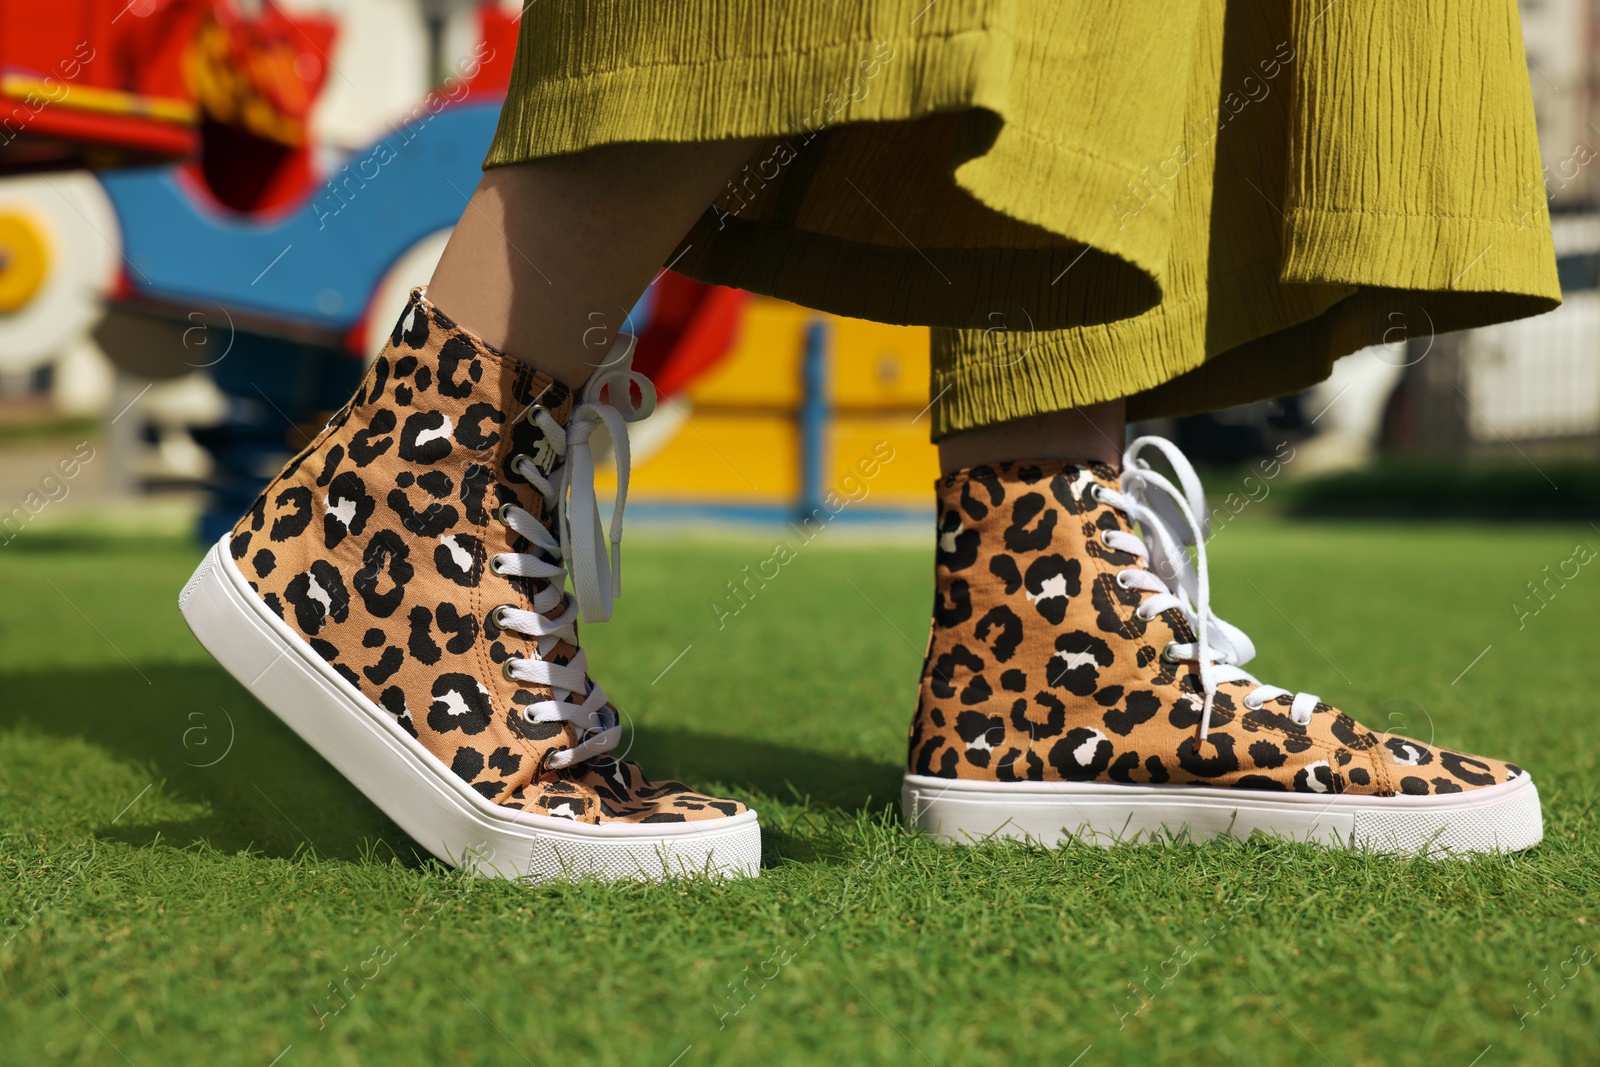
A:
486 336 656 770
1092 436 1320 741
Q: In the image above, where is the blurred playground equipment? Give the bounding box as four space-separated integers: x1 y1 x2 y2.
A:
615 300 936 522
0 0 941 538
0 0 202 173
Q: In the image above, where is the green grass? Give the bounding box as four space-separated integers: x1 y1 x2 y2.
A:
2 515 1598 1066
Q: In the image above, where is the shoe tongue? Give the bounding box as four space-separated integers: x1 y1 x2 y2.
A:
499 387 573 536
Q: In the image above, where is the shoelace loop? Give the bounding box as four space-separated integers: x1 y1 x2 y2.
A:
1093 436 1320 741
486 335 656 770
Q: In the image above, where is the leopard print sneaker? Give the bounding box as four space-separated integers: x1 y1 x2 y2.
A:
903 437 1542 855
179 289 759 881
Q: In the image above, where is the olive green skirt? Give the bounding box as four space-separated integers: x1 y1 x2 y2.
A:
485 0 1560 438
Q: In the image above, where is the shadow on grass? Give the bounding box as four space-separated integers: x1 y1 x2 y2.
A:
0 663 900 869
0 531 204 556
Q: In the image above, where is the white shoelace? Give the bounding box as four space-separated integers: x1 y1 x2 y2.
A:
1092 436 1320 741
487 336 656 770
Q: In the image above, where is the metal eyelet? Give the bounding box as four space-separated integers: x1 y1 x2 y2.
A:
488 554 507 577
1160 641 1181 664
1087 484 1102 504
1114 571 1132 590
509 453 535 480
495 501 516 526
501 656 521 682
487 604 515 631
1100 529 1116 549
524 403 545 426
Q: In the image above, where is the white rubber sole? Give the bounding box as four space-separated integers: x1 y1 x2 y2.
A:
903 769 1543 855
179 536 761 882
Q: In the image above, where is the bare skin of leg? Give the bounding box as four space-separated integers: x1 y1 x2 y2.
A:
937 399 1126 474
428 138 761 388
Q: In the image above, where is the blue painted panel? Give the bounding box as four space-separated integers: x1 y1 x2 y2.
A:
798 318 829 517
99 103 652 339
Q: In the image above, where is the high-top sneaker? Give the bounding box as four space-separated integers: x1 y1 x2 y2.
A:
179 289 759 880
904 437 1541 855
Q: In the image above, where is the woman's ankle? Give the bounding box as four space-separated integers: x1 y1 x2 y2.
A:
426 140 762 390
935 399 1126 474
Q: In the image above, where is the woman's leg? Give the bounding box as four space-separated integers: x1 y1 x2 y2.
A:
936 400 1125 473
427 138 761 386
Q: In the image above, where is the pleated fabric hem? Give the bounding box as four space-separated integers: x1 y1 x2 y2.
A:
929 206 1560 437
485 27 1013 165
1282 205 1558 295
930 257 1344 436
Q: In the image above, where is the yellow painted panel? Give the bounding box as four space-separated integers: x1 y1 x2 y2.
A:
684 298 811 407
828 320 931 410
680 297 930 413
603 412 798 503
830 416 940 508
594 296 937 511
